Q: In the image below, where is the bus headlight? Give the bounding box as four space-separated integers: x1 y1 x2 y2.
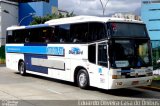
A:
145 69 152 73
146 72 153 76
145 69 153 76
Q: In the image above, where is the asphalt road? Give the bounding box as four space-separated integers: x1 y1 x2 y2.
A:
0 65 160 106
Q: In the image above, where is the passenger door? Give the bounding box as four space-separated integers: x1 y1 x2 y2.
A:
88 41 109 89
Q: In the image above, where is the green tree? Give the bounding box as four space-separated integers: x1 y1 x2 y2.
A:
30 12 75 25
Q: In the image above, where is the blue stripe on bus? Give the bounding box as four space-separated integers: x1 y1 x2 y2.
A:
24 54 48 74
25 24 49 29
6 46 64 56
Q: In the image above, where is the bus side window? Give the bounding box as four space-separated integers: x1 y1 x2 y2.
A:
50 26 59 43
72 34 80 43
98 42 108 67
70 23 88 43
50 28 57 42
88 44 96 64
13 30 26 43
58 24 70 43
7 30 14 43
88 22 106 42
25 37 30 43
44 29 51 43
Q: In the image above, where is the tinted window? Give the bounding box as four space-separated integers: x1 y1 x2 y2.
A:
88 44 96 64
25 27 53 43
108 23 148 37
98 42 108 67
7 22 108 44
70 23 88 43
109 39 152 68
88 23 107 42
58 24 70 43
6 30 13 43
7 27 56 44
7 29 27 43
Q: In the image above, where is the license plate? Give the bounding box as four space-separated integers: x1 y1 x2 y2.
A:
132 81 139 85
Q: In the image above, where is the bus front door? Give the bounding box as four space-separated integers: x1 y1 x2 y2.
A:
89 41 109 89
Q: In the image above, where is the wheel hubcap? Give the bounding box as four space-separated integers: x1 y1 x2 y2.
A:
20 63 24 74
79 73 86 87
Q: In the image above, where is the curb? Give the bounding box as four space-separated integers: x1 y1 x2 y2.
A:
139 86 160 92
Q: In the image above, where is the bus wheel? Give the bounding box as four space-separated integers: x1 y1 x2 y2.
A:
77 69 89 89
19 61 26 76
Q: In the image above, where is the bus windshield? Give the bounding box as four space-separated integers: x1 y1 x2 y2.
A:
109 39 152 68
108 22 148 37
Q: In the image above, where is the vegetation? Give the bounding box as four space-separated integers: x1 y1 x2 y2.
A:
153 76 160 80
30 12 75 25
0 46 5 64
152 41 160 70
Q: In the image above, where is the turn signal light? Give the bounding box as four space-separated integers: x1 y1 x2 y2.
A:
112 75 121 79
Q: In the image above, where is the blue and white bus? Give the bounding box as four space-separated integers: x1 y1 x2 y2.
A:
6 16 153 89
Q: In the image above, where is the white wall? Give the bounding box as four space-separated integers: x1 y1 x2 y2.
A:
0 0 18 46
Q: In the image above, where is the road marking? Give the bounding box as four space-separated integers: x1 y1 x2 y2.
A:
47 89 62 95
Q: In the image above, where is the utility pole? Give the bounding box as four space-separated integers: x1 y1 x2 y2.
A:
99 0 110 16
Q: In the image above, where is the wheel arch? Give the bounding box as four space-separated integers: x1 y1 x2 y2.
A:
18 59 24 71
74 66 89 85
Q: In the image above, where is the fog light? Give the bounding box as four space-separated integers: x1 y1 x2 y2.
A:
147 72 153 76
147 79 152 83
116 82 123 85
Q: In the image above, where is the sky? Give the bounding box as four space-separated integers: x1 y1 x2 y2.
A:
58 0 141 16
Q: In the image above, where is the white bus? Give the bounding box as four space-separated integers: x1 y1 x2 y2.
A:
6 16 153 89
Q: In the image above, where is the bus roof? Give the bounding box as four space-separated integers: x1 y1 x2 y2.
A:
7 24 49 31
45 15 143 25
7 15 144 31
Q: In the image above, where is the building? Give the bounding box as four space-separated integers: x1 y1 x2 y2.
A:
0 0 18 63
0 0 18 45
19 0 58 25
112 12 141 21
7 0 58 25
0 0 58 64
141 0 160 40
141 0 160 69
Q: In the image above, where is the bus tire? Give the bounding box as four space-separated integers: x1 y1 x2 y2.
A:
19 61 26 76
77 69 89 89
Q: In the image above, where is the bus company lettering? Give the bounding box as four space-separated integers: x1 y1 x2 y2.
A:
47 47 64 56
69 47 83 55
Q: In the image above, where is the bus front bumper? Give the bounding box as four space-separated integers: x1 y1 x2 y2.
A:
108 76 153 89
